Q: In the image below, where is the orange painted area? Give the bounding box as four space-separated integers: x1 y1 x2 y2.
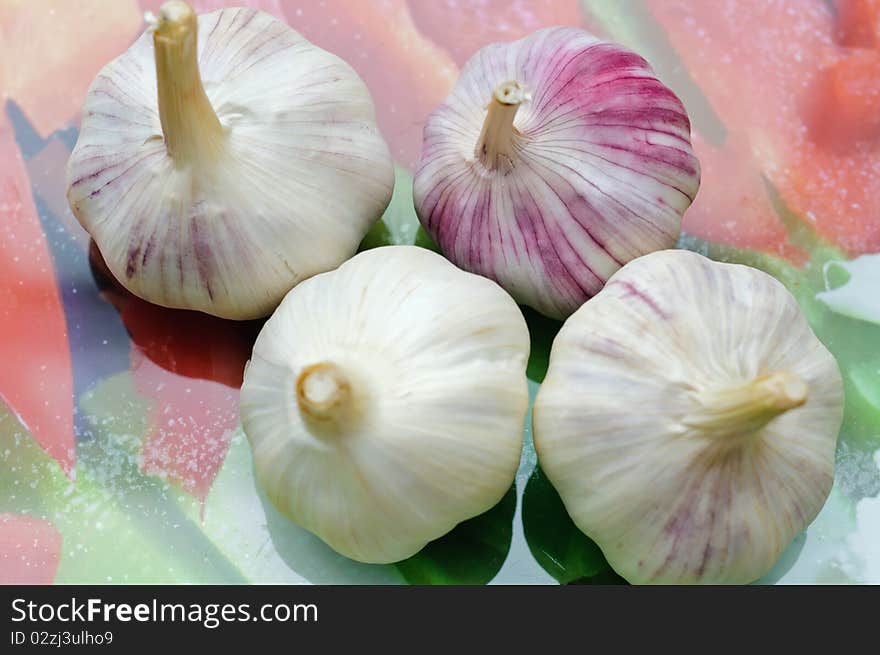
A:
0 514 62 585
647 0 880 255
0 117 74 474
407 0 585 67
281 0 459 168
833 0 880 47
684 132 807 265
645 0 836 136
139 0 285 20
806 49 880 147
775 134 880 255
0 0 142 137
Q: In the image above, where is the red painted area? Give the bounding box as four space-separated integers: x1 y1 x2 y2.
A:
0 117 75 475
0 1 142 137
117 293 260 390
0 514 63 585
280 0 459 168
407 0 586 67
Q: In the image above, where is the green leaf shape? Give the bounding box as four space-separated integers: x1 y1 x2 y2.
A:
521 467 623 585
522 307 563 383
414 225 441 253
358 216 393 251
396 484 517 585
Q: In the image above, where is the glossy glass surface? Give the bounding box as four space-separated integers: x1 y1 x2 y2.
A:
1 0 878 584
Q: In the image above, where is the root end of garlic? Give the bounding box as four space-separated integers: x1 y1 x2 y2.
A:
493 81 530 106
296 362 351 423
475 81 528 173
686 371 810 441
157 1 196 29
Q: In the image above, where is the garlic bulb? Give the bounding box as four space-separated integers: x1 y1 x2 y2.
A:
67 1 394 319
240 246 529 563
533 249 844 584
413 27 700 320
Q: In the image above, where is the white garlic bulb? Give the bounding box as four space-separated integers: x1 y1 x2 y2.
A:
240 246 530 564
413 27 700 320
533 249 844 584
67 2 394 319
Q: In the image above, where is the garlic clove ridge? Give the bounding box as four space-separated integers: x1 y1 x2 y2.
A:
67 3 395 319
240 245 530 564
414 27 700 320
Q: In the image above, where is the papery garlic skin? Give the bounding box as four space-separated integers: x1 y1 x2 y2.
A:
533 250 844 584
240 246 530 564
413 27 700 320
67 3 394 320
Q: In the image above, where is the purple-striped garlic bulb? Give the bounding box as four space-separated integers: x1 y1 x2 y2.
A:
413 27 700 320
67 1 394 320
534 250 844 584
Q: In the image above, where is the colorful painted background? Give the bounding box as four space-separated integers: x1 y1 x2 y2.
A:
0 0 878 585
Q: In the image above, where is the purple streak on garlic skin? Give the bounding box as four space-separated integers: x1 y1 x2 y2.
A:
612 280 670 320
190 212 215 302
414 28 700 320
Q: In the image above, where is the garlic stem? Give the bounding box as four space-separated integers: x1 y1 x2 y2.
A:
153 1 224 165
685 372 808 439
296 362 352 423
475 81 528 172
